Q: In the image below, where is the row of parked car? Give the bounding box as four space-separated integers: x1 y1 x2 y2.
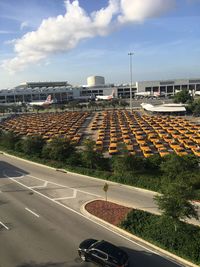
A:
91 110 200 157
1 110 200 158
0 111 90 145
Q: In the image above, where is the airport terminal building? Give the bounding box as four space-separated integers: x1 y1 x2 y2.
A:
0 77 200 104
136 78 200 96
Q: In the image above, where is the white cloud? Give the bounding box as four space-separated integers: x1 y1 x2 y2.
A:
2 0 176 73
20 21 29 30
118 0 176 23
0 30 15 34
3 0 118 72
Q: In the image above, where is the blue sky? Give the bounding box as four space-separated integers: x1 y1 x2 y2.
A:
0 0 200 89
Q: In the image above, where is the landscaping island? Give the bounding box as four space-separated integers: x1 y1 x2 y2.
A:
85 200 200 266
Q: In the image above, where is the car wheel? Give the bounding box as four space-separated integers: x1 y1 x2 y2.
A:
80 252 87 262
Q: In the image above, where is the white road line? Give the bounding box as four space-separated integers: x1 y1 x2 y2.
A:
11 171 99 197
2 170 184 265
14 171 25 178
25 207 40 218
3 170 158 255
53 189 77 201
17 172 103 198
0 221 9 230
30 181 48 189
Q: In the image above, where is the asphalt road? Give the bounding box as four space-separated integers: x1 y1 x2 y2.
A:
0 154 188 267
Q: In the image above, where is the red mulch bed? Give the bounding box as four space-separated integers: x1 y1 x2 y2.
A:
85 200 132 226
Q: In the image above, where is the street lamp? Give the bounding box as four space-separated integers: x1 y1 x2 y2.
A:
128 52 133 110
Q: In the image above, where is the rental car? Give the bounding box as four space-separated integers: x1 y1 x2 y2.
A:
158 147 170 157
143 149 154 158
109 143 118 155
191 146 200 157
126 144 135 155
78 239 129 267
174 147 188 156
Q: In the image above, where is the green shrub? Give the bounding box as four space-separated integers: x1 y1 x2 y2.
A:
120 210 200 264
22 135 45 156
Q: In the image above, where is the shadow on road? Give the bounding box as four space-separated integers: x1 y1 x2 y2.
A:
16 262 67 267
120 246 182 267
0 161 29 179
0 161 30 193
15 248 183 267
16 260 94 267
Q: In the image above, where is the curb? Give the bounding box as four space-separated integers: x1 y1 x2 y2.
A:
1 151 200 207
81 199 199 267
0 150 157 195
0 151 56 171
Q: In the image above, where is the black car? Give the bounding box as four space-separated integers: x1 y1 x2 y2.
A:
78 239 129 267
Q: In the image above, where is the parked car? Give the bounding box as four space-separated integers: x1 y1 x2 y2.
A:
78 239 129 267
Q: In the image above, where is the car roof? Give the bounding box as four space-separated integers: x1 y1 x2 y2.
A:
93 240 126 260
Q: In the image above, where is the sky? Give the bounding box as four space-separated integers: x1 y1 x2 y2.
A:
0 0 200 89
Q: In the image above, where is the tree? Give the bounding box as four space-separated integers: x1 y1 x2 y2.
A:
112 154 145 175
193 104 200 116
88 101 97 111
0 130 19 150
33 105 44 113
81 138 108 170
160 154 199 182
103 182 109 201
154 180 199 230
145 154 162 171
22 135 45 156
173 89 192 104
187 97 200 116
42 137 74 161
119 99 129 108
68 100 79 111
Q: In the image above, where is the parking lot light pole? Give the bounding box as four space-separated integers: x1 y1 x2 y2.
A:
128 52 133 110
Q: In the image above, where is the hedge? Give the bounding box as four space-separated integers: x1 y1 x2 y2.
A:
120 210 200 264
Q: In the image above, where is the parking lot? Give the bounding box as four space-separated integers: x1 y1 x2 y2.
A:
1 110 200 158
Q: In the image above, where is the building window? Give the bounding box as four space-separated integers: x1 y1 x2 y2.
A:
167 86 173 93
189 80 200 83
181 85 188 90
145 87 151 92
153 86 159 92
160 81 174 85
196 84 200 91
189 85 195 90
160 86 166 92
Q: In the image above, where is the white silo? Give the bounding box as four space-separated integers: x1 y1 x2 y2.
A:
87 76 105 87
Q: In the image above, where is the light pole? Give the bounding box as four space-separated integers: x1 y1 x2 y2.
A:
128 52 133 110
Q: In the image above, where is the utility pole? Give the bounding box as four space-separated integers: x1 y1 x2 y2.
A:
128 52 133 110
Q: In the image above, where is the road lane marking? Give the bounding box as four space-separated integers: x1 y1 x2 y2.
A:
3 170 158 255
53 189 77 201
3 170 184 266
16 172 103 198
25 208 40 218
0 221 9 230
30 181 48 189
27 174 100 197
